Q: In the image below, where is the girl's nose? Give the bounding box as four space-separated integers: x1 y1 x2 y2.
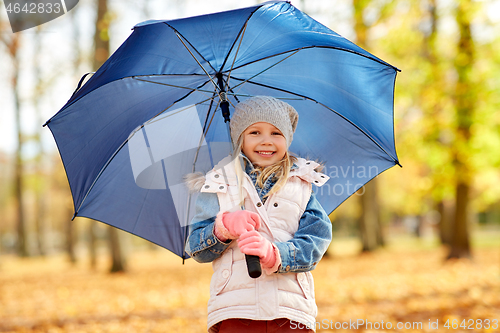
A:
259 134 273 145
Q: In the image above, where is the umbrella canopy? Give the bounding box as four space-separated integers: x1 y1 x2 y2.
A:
45 1 400 259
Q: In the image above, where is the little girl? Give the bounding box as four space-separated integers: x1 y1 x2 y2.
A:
185 96 332 333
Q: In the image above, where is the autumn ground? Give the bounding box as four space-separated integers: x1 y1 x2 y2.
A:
0 231 499 333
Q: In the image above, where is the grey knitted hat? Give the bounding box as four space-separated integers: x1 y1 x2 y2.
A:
230 96 299 148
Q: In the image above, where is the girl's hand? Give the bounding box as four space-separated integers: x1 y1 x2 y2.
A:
237 230 277 269
215 210 261 241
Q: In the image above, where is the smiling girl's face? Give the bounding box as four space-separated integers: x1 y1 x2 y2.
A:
241 122 287 168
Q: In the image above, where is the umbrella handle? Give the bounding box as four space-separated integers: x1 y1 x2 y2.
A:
245 254 262 278
229 151 261 278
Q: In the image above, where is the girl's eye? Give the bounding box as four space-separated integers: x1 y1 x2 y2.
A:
272 132 282 136
249 131 259 135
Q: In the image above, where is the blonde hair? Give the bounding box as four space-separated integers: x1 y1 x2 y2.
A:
233 135 297 205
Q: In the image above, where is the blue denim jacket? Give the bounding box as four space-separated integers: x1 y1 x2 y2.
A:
185 157 332 273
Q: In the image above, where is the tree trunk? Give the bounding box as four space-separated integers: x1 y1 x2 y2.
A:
437 200 453 246
33 26 46 257
92 0 126 272
66 198 77 264
14 118 27 257
89 221 97 269
358 180 383 251
447 0 474 259
87 0 109 270
66 217 77 264
9 34 28 257
109 227 127 273
34 192 46 256
422 0 455 248
448 183 471 258
93 0 110 69
353 0 369 46
352 0 384 251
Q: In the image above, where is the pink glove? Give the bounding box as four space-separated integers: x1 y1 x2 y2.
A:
214 210 261 241
237 230 277 269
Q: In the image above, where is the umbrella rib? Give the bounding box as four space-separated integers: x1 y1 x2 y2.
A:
229 76 400 165
74 95 216 216
219 4 262 71
172 30 220 94
227 93 303 100
228 46 397 133
132 73 212 77
164 23 217 74
181 95 221 259
141 79 218 128
132 77 217 97
229 49 301 93
190 92 221 171
225 21 248 89
202 94 220 139
226 45 401 74
219 76 242 105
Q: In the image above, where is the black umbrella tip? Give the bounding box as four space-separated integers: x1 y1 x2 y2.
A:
396 161 403 168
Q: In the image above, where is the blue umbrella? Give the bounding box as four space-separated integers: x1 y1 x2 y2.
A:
44 1 400 260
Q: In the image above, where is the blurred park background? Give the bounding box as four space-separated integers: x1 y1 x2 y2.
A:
0 0 499 332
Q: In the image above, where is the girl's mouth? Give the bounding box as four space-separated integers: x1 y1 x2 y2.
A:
256 151 275 156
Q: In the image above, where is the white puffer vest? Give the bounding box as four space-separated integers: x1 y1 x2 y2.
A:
200 156 328 332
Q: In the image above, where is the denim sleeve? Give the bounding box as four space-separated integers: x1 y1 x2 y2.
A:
185 192 232 263
274 192 332 273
